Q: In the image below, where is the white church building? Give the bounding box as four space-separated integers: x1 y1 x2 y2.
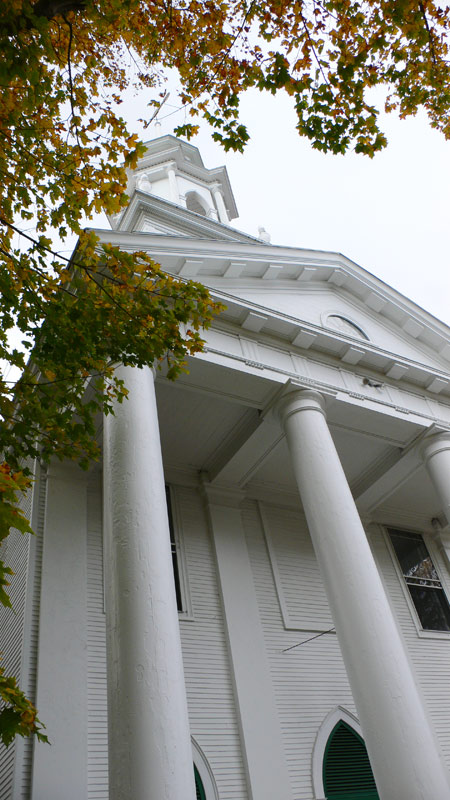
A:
2 135 450 800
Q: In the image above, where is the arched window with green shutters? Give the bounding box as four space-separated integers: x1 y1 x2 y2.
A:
194 764 206 800
323 721 380 800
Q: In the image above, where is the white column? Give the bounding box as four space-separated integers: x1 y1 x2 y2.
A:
167 161 180 204
421 431 450 526
211 183 229 223
103 365 196 800
277 388 450 800
205 486 292 800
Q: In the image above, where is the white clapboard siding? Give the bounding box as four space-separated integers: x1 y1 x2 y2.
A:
175 485 249 800
370 527 450 768
15 467 46 800
86 477 108 800
0 471 35 800
81 480 248 799
242 499 450 797
242 499 357 800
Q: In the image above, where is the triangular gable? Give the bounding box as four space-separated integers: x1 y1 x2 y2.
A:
226 283 449 373
89 227 450 397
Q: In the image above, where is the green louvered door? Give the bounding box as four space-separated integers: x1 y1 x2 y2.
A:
194 765 206 800
323 721 379 800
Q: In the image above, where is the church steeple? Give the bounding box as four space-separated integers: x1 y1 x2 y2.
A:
120 134 238 226
106 133 261 242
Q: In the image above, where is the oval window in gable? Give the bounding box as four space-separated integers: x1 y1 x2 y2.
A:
327 314 369 341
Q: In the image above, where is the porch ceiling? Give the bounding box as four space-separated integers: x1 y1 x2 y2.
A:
155 359 438 525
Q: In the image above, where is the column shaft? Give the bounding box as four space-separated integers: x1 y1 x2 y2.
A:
212 186 229 224
103 365 195 800
278 390 450 800
422 432 450 526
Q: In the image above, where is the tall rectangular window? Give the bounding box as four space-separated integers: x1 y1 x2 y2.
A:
166 485 183 612
388 528 450 632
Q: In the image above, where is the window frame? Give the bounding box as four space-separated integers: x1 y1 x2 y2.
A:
384 526 450 638
165 484 193 620
323 720 379 800
194 765 206 800
321 310 369 342
312 706 363 800
192 737 219 800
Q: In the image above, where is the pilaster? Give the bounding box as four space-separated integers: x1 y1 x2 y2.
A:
203 483 292 800
32 461 89 799
167 161 180 204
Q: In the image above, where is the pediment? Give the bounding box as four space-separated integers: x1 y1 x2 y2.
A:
90 227 450 397
227 284 449 373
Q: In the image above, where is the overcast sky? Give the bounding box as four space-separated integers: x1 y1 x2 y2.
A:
140 86 450 326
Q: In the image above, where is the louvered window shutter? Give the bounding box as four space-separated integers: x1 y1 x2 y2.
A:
323 721 379 800
194 765 206 800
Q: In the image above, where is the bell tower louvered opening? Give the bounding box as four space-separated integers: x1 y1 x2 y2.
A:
323 721 379 800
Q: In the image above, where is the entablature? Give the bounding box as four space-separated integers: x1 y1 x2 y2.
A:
202 314 450 412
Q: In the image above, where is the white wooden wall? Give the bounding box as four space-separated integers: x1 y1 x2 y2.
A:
0 498 32 800
86 476 108 800
242 497 450 798
175 485 249 800
242 499 356 799
0 464 44 800
66 480 248 800
4 476 450 799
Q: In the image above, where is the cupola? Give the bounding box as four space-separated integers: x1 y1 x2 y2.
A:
120 134 238 226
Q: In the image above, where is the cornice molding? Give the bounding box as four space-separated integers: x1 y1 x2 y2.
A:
198 338 450 422
92 225 450 344
203 316 450 403
110 191 256 242
89 226 450 399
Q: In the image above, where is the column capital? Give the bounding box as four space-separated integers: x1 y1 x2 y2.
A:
419 430 450 464
421 429 450 529
275 388 327 428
